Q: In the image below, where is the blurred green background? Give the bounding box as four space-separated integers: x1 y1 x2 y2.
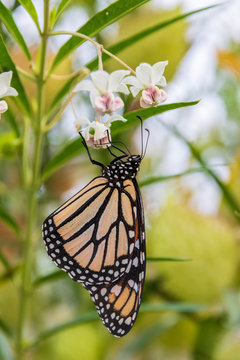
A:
0 0 240 359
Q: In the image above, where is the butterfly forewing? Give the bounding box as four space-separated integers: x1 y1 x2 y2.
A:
83 180 145 337
42 177 136 285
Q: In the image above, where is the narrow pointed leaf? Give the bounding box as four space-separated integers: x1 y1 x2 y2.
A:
55 0 71 24
42 100 198 181
27 302 206 349
111 100 200 135
0 35 31 116
3 107 20 137
0 205 20 235
0 2 31 60
139 164 227 187
140 302 207 313
50 0 150 72
27 311 98 349
159 120 240 219
34 270 66 287
87 5 219 71
48 74 79 115
147 256 191 262
18 0 41 32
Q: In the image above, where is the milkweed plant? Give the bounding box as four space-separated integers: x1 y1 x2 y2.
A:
0 1 229 359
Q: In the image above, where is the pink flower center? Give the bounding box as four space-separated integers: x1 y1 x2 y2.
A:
140 86 167 108
94 93 124 115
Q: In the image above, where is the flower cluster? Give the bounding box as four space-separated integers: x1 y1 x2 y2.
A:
0 71 18 117
73 61 168 148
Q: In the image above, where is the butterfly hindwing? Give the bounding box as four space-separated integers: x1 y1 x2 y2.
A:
42 177 137 285
83 179 146 337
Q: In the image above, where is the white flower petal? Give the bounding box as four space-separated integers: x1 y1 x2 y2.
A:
4 86 18 97
115 83 130 95
0 100 8 113
152 61 168 84
123 75 143 88
108 70 130 92
91 71 109 93
130 86 142 97
76 116 91 127
73 80 96 93
156 75 167 87
107 114 127 123
81 126 91 141
92 122 108 140
136 63 152 87
0 71 12 97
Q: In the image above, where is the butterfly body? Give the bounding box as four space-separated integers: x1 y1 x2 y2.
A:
42 153 146 337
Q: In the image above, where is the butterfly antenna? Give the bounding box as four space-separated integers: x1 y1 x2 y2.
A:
137 116 144 158
142 128 150 159
112 141 131 156
105 129 128 159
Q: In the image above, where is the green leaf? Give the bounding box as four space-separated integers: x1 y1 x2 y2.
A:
0 264 20 285
18 0 41 32
55 0 71 25
42 100 198 181
3 107 20 137
139 168 207 187
0 35 31 116
34 270 66 287
49 7 56 30
0 252 11 271
50 0 150 72
27 311 98 350
26 302 206 350
139 165 228 187
42 137 83 181
0 205 20 235
0 2 31 60
48 74 80 115
0 318 12 337
140 302 207 313
147 256 191 262
35 257 191 287
159 120 240 220
87 5 219 71
112 100 200 135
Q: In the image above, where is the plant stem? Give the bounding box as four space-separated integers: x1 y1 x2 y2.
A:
16 1 50 359
48 31 136 74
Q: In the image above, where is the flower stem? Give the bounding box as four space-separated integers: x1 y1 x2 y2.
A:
48 31 136 75
16 1 50 359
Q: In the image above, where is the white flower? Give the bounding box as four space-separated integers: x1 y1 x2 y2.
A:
74 114 126 149
0 100 8 114
0 71 18 115
73 70 130 114
123 61 168 107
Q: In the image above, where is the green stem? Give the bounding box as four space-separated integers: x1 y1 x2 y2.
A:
16 1 50 359
47 31 136 75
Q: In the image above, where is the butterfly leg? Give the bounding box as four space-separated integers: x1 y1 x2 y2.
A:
79 132 104 168
105 130 129 161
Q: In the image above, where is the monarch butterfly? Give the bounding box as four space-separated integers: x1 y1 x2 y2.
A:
42 118 148 337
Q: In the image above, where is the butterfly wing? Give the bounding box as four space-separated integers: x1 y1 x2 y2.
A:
83 178 146 337
42 177 137 284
